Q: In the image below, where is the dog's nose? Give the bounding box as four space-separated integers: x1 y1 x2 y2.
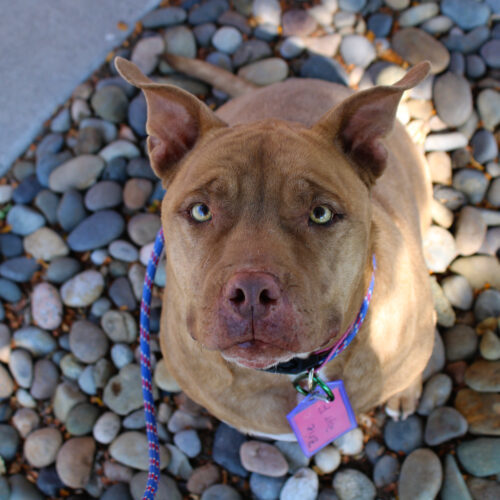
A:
225 272 281 319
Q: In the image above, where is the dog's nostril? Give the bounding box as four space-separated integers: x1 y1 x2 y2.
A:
259 289 276 305
230 288 246 304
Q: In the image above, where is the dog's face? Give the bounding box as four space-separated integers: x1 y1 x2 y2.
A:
163 122 371 369
115 58 430 370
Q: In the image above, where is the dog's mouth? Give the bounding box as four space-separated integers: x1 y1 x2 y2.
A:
220 340 302 370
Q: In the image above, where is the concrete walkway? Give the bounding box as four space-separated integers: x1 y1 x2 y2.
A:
0 0 160 176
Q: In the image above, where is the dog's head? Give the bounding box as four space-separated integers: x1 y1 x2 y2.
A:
116 58 429 370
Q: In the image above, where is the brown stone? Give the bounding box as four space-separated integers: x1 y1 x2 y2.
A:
123 178 153 210
455 389 500 436
240 441 288 477
187 463 221 494
445 361 468 385
56 437 96 488
465 360 500 392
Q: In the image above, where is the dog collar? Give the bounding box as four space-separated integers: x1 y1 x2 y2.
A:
264 254 376 376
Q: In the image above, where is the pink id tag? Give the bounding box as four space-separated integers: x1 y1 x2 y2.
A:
287 380 357 457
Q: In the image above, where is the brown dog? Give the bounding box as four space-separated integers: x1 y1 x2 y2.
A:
115 56 435 438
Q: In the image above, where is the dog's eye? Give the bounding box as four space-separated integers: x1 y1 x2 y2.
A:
309 205 334 225
190 203 212 222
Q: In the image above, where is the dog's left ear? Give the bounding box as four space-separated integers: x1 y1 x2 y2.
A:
312 62 431 186
114 57 227 184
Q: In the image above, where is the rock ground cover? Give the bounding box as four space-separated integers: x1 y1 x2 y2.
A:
0 0 499 498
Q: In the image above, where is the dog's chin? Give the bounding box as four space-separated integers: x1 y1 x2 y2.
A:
220 341 299 370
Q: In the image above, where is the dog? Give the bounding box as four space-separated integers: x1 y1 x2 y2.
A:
115 55 435 439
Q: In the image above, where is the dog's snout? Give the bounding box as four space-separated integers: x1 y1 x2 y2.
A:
225 272 281 319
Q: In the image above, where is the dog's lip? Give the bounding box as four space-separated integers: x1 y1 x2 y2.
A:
221 340 295 370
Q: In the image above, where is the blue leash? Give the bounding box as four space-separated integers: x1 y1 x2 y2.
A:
140 228 164 499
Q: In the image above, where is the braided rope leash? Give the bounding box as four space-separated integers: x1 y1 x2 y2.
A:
140 228 165 499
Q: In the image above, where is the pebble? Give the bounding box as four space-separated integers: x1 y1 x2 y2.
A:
425 406 468 445
443 324 477 361
57 189 86 231
46 256 81 284
93 411 121 444
340 35 375 68
430 199 453 229
67 210 125 251
423 226 457 273
109 431 169 470
99 140 140 163
212 423 248 477
456 438 500 477
466 54 486 79
455 206 487 257
275 441 310 473
12 408 39 438
433 72 472 127
253 0 281 25
91 85 129 123
128 93 146 137
212 26 242 54
193 22 217 47
111 343 134 368
174 429 202 458
0 478 8 500
383 415 423 453
142 7 187 28
471 129 498 164
442 0 491 30
123 178 153 210
6 205 45 236
282 9 317 37
280 467 319 500
51 107 71 132
130 472 182 500
74 126 103 155
467 478 500 499
80 118 117 143
304 34 341 57
427 151 452 185
399 3 438 27
53 382 87 422
280 36 306 59
488 177 500 207
300 54 348 85
9 349 33 388
165 25 197 58
398 448 442 500
373 455 399 488
332 468 375 500
240 441 288 477
128 213 161 245
60 270 104 307
418 372 453 416
12 174 42 204
475 289 500 322
123 409 145 429
0 424 19 460
101 310 137 343
31 359 59 399
0 233 23 258
248 473 284 500
392 28 450 74
334 427 364 455
56 436 95 488
103 363 146 415
49 154 105 192
465 360 500 392
367 12 392 37
480 330 500 361
339 0 366 12
131 35 164 75
31 282 63 329
101 483 133 500
13 326 56 356
109 276 137 310
238 58 289 86
233 39 272 67
8 474 43 500
84 180 122 211
154 359 182 392
166 443 193 480
452 168 489 204
0 256 39 283
450 255 500 289
66 402 100 436
24 227 68 262
314 446 341 474
441 454 473 500
0 278 22 302
24 428 63 467
477 89 500 131
424 132 468 152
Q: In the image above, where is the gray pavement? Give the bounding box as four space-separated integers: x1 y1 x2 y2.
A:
0 0 160 176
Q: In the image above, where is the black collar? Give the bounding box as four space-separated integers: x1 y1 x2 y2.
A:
263 350 330 375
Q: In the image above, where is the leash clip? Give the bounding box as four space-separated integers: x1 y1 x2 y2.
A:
293 368 335 402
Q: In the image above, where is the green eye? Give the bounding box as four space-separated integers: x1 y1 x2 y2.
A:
310 205 333 225
190 203 212 222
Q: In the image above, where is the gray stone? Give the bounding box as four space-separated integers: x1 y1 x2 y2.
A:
467 478 500 500
282 10 317 37
441 274 474 310
340 35 375 68
7 475 43 500
24 427 62 467
101 310 137 343
418 373 453 416
423 226 458 273
333 468 375 500
334 427 364 456
280 467 319 500
109 276 137 311
487 177 500 207
399 3 438 27
433 73 472 127
66 402 100 436
313 445 341 474
212 423 248 477
238 58 288 86
465 360 500 392
373 455 399 488
0 256 39 283
0 424 19 460
93 411 121 444
142 7 187 28
128 212 161 245
475 289 500 322
472 129 498 164
84 180 122 211
275 440 310 474
46 257 81 284
457 438 500 477
8 349 33 388
384 415 423 454
130 472 182 500
7 205 45 236
480 330 500 361
61 270 104 307
48 154 105 192
131 35 164 75
166 443 193 480
165 25 197 58
174 429 202 458
24 227 68 262
12 408 39 438
477 89 500 131
450 255 500 289
398 448 442 500
57 189 86 231
13 326 56 356
453 169 489 204
31 282 63 329
31 359 59 399
424 406 468 445
443 324 477 361
109 431 169 470
212 26 242 54
442 0 491 30
425 133 468 152
430 276 456 327
252 0 281 25
240 441 288 477
441 454 473 500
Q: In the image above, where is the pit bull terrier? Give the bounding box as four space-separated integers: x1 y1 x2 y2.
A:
115 56 435 439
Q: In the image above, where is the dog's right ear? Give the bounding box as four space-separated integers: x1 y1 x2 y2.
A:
115 57 227 184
